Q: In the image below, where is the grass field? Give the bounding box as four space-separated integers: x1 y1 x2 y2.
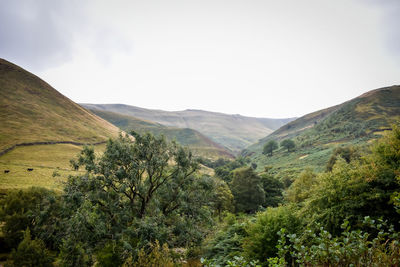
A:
0 144 105 193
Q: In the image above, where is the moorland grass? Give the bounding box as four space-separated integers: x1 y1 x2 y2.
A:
0 144 106 192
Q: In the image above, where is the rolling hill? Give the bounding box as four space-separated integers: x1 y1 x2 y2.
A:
81 103 295 154
0 58 120 152
88 109 234 159
244 85 400 179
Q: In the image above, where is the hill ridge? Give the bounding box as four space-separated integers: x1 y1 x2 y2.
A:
0 58 120 151
244 85 400 179
87 108 235 159
81 103 295 154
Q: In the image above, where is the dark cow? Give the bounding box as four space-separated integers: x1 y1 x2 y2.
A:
27 168 34 171
4 170 10 173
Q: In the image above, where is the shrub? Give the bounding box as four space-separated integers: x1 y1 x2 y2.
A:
8 229 53 267
243 206 302 265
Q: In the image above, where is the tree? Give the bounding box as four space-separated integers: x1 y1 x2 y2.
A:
263 140 278 156
9 228 53 267
213 179 234 219
230 167 265 213
243 206 302 263
325 145 359 171
70 131 198 219
61 132 215 263
286 169 317 203
260 172 284 207
0 187 56 249
280 139 296 152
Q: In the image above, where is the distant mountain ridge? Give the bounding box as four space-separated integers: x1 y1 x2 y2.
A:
0 58 120 152
81 103 295 154
88 108 234 159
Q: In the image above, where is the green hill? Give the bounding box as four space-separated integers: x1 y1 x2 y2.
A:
245 85 400 179
88 109 234 159
0 58 120 152
81 104 295 154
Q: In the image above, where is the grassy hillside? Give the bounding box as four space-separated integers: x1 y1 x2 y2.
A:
245 85 400 179
81 103 295 154
89 109 234 159
0 58 120 152
0 143 107 193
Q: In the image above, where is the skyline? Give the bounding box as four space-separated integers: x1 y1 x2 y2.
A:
1 0 399 118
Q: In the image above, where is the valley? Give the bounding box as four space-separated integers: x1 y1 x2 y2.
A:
0 58 399 266
82 103 295 154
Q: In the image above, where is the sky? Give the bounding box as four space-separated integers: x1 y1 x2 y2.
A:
0 0 399 118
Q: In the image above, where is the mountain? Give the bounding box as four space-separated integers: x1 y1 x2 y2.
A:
88 109 234 159
81 104 295 154
245 85 400 179
0 58 120 152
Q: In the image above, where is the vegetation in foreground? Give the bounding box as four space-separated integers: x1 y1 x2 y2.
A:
1 125 400 266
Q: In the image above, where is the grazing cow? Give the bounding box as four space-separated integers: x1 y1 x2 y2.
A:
27 168 33 171
4 170 10 173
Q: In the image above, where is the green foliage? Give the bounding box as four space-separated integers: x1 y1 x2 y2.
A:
326 145 360 171
259 172 284 207
60 132 215 263
129 240 176 267
0 187 56 249
201 256 261 267
263 140 278 156
203 214 248 265
58 239 91 267
243 206 302 265
95 241 124 267
269 217 400 266
213 179 234 218
280 139 295 152
302 158 381 235
285 169 317 203
8 228 53 267
214 157 248 183
230 167 265 213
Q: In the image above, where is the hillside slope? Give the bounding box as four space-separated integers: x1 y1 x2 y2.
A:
245 86 400 178
0 58 120 152
82 104 295 154
89 109 234 159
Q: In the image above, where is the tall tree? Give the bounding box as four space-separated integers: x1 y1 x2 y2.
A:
62 132 215 264
280 139 296 152
263 140 278 156
230 167 265 213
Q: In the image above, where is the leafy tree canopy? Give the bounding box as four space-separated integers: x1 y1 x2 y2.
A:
230 167 265 213
280 139 296 152
263 140 278 156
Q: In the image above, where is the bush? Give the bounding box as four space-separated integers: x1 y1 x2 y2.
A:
269 217 400 266
8 229 53 267
202 214 248 265
243 206 302 265
0 187 56 249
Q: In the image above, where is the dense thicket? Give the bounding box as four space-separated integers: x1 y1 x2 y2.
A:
203 125 400 266
1 126 400 266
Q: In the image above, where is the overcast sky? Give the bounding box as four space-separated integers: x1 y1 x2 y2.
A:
1 0 399 118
